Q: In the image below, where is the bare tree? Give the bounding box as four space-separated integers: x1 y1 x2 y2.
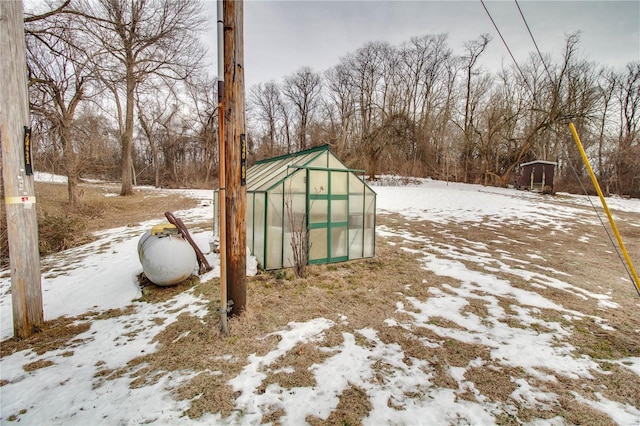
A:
325 62 356 157
135 79 178 188
250 81 283 156
614 62 640 195
78 0 205 195
402 34 452 174
350 42 388 149
459 34 491 183
595 68 617 187
26 11 95 206
279 96 294 154
282 66 322 151
183 73 218 186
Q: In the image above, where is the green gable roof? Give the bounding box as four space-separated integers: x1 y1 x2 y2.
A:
247 145 358 193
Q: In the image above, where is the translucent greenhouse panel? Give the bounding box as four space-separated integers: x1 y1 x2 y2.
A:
284 193 307 231
349 228 363 258
247 161 281 191
309 199 328 225
255 168 288 192
266 188 284 269
331 199 347 222
331 226 348 258
246 161 269 183
363 229 374 257
283 192 306 269
349 173 365 194
331 171 348 195
246 192 254 254
309 170 328 195
282 242 294 268
328 154 346 170
306 151 329 169
254 193 266 267
309 228 328 261
286 169 306 194
363 191 375 257
348 194 364 258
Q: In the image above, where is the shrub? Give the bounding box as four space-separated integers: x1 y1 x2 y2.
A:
37 212 91 256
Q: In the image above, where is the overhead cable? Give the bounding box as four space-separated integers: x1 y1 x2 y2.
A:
514 0 555 84
480 0 640 295
479 0 533 94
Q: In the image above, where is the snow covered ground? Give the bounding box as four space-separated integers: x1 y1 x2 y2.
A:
1 176 639 425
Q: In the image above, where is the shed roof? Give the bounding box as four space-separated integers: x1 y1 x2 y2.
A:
520 160 557 167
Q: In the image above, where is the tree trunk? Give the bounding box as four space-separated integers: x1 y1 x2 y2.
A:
120 67 136 196
60 121 80 206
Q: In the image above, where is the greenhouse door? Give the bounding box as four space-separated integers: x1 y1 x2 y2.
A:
307 169 349 265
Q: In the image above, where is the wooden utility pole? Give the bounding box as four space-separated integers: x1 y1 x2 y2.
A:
0 1 44 338
216 0 228 333
223 0 246 316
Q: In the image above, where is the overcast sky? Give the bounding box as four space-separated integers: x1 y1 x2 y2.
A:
204 0 640 89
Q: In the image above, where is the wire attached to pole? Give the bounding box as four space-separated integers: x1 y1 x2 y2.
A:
568 123 640 296
217 0 228 334
481 0 640 297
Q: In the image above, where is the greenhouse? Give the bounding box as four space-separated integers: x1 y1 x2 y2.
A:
216 145 376 270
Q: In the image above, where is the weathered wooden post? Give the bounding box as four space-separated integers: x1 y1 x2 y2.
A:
223 0 247 316
216 0 228 333
0 1 44 338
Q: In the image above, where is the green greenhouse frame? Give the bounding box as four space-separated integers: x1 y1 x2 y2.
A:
215 145 376 270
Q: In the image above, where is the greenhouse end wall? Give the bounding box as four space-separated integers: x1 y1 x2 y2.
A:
249 171 375 270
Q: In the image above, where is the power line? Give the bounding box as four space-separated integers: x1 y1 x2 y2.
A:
479 0 533 94
480 0 639 295
514 0 554 84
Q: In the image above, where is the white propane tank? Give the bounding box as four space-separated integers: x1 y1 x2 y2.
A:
138 224 197 286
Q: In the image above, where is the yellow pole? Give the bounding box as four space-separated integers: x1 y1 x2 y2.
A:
569 123 640 295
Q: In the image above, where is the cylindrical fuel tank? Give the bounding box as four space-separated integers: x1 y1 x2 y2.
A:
138 224 197 286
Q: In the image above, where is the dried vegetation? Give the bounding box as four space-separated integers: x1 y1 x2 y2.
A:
1 180 197 266
2 184 639 424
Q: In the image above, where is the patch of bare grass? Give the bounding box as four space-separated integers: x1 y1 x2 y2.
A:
177 371 238 419
0 316 91 358
307 383 371 426
260 342 330 391
23 359 55 371
556 394 617 426
571 317 640 360
464 364 520 402
592 363 640 408
377 326 433 361
440 338 491 368
460 297 491 320
136 273 201 304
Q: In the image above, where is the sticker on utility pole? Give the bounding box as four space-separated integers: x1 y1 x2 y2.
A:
240 134 247 186
4 196 36 206
24 127 33 175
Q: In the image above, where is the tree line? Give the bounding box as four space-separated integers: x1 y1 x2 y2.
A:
250 34 640 197
21 1 640 204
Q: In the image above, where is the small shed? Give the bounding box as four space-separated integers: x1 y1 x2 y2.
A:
516 160 557 194
216 145 376 270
